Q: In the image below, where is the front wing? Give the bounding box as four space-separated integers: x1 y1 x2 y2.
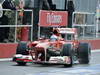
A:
13 54 71 65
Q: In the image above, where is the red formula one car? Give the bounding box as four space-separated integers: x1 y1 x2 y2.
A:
13 28 91 67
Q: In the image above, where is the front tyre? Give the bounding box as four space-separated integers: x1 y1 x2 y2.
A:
16 41 29 55
17 62 27 66
78 43 91 64
61 44 73 67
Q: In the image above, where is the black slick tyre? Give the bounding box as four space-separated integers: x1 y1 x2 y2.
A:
61 44 73 67
17 62 27 66
78 43 91 64
16 41 29 55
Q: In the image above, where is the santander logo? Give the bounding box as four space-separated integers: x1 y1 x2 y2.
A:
47 13 62 24
39 10 68 27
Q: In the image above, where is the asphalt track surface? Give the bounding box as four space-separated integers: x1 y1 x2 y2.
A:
0 50 100 75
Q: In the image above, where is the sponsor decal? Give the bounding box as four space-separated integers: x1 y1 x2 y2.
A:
39 10 68 27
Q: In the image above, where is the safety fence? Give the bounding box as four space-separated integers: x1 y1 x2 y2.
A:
72 11 100 39
0 9 33 43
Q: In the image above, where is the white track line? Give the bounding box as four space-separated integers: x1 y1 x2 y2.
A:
91 49 100 53
0 58 12 61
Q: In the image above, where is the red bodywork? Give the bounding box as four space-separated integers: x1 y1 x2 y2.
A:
27 38 79 61
13 28 80 66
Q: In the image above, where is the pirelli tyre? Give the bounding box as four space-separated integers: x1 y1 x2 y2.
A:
78 43 91 64
61 44 73 67
16 41 29 55
17 62 27 66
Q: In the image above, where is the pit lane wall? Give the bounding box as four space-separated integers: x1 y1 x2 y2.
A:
0 43 17 58
0 39 100 58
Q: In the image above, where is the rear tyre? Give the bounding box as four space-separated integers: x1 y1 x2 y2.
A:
17 62 27 66
16 41 29 55
78 43 91 64
61 44 73 67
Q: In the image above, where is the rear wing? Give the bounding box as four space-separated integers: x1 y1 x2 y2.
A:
57 28 78 40
57 28 77 34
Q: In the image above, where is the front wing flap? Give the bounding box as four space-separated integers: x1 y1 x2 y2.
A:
33 56 71 65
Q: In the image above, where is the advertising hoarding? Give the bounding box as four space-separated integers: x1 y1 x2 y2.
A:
39 10 68 27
